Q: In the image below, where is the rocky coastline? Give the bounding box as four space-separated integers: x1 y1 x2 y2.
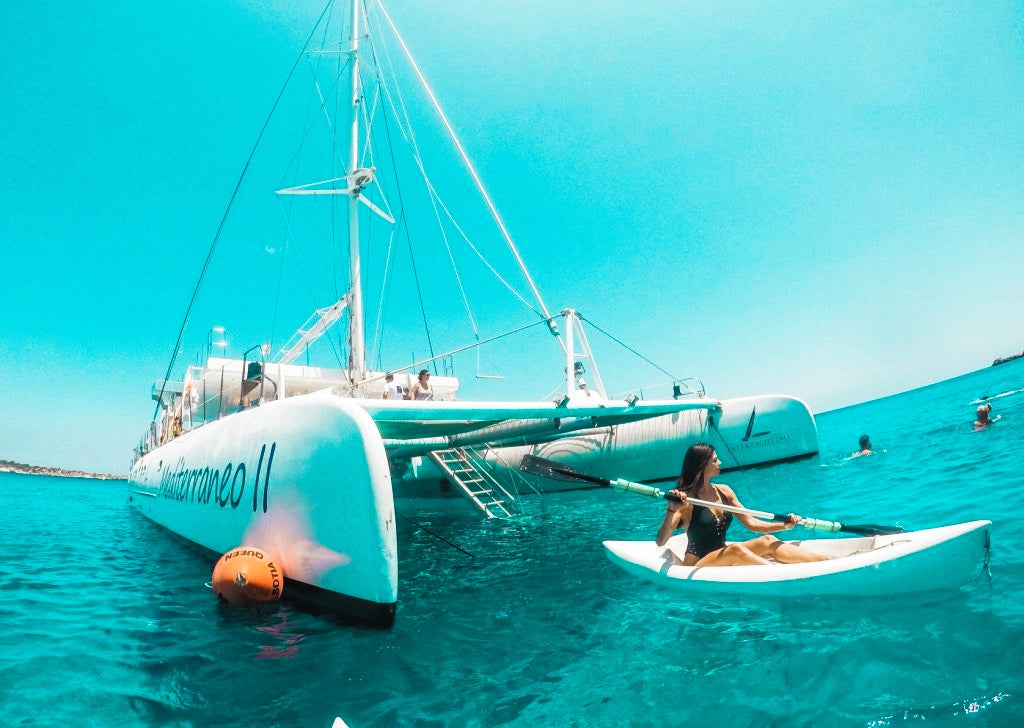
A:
992 351 1024 366
0 460 127 481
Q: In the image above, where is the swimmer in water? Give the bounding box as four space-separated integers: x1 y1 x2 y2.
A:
974 403 999 430
851 434 873 457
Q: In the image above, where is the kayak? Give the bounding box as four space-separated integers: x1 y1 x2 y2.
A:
602 520 991 596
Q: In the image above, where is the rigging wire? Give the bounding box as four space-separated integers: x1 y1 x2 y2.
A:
364 5 546 373
377 136 438 368
405 207 438 370
372 65 538 316
577 314 683 383
393 318 552 377
357 21 432 368
709 414 740 469
365 14 539 315
334 7 351 366
370 225 400 372
271 6 354 370
365 12 506 334
151 0 337 420
269 19 336 363
363 22 437 368
374 0 560 333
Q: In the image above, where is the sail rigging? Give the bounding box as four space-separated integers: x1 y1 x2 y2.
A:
258 0 568 390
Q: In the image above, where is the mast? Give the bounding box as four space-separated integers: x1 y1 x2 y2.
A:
274 0 387 377
346 0 366 383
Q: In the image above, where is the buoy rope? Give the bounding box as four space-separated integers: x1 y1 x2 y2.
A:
708 413 740 469
399 513 474 558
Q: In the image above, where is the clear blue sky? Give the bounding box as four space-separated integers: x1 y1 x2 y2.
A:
2 1 1022 474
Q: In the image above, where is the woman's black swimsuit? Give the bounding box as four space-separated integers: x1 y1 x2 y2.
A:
685 499 732 558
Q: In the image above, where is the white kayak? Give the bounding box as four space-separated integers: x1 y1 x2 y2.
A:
603 520 991 597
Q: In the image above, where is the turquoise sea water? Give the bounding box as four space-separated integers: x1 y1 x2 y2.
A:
3 359 1023 727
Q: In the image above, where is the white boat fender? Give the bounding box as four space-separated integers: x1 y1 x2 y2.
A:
211 546 284 606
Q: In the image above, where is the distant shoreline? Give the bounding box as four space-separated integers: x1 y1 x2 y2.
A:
0 461 127 481
993 351 1024 366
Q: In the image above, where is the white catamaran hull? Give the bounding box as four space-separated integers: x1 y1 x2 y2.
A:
521 393 818 480
398 393 817 496
603 520 991 597
128 391 398 627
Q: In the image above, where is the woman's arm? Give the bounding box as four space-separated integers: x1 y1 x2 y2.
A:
655 491 689 546
718 484 797 533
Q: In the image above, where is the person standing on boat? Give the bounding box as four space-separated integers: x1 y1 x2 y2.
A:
656 443 832 566
410 369 434 401
382 373 405 400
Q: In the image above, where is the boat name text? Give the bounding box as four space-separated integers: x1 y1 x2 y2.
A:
734 434 790 451
157 443 277 513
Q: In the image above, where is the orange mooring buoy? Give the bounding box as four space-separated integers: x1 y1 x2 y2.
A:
212 546 284 606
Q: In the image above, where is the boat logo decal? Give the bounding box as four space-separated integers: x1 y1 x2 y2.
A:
734 408 790 451
742 407 771 441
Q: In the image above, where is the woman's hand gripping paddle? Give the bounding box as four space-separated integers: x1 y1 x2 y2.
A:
518 455 903 536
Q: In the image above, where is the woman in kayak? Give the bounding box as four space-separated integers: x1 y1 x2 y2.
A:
656 443 832 566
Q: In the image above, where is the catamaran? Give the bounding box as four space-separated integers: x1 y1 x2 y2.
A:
128 0 818 625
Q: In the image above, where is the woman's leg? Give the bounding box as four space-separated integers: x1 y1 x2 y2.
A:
736 535 833 563
695 543 772 566
762 538 832 563
690 536 833 566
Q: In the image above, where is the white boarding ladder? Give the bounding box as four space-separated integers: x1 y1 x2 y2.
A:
428 448 520 519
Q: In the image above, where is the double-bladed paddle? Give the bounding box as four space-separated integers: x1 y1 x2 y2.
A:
518 454 903 536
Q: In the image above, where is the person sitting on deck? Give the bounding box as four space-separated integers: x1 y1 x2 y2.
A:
656 443 832 566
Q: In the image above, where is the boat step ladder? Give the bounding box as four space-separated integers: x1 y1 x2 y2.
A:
427 447 521 519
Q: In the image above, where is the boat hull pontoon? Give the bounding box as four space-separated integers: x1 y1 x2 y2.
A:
128 391 398 626
398 393 818 496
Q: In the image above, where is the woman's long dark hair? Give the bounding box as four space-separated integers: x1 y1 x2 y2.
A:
676 443 716 493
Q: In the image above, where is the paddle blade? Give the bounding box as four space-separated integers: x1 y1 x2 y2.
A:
518 455 608 486
839 523 905 536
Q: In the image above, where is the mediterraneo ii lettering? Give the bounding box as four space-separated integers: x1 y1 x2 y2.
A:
157 443 277 513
